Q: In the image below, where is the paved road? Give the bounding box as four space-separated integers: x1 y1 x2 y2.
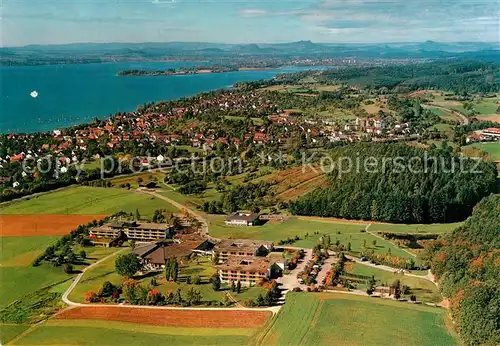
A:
61 247 281 314
316 253 338 286
280 248 313 292
62 248 127 306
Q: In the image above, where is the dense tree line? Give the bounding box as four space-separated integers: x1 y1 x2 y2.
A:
317 61 500 94
220 181 274 212
419 195 500 346
289 143 497 223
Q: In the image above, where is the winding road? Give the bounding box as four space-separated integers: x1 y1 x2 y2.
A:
61 191 281 314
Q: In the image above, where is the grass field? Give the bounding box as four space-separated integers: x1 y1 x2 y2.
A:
465 142 500 162
426 107 460 123
0 235 72 308
11 319 256 345
109 171 167 189
0 234 118 309
472 96 500 115
368 222 461 234
0 186 175 217
0 324 30 344
207 215 412 258
258 293 457 346
346 262 441 303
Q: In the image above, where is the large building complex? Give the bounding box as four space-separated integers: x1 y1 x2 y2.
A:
89 221 174 244
215 239 274 262
216 257 283 286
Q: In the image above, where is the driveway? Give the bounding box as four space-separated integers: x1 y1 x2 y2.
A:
279 248 313 292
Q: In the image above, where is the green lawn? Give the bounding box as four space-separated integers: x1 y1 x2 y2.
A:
0 324 30 344
428 123 454 133
473 97 500 115
426 107 460 123
0 235 72 309
0 236 60 266
207 215 412 258
368 222 462 234
347 262 441 303
0 234 119 309
68 249 127 303
259 293 457 346
12 320 254 345
0 187 176 218
467 142 500 162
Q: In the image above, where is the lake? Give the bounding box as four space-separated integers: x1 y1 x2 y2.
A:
1 62 319 133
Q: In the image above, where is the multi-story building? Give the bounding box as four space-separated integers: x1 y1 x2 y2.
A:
89 221 173 243
109 221 173 241
214 239 274 262
216 257 283 285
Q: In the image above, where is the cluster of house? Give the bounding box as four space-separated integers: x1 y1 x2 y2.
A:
467 127 500 143
89 217 283 286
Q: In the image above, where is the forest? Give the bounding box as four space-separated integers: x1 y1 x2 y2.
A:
289 143 498 223
419 194 500 346
319 60 500 93
244 60 500 94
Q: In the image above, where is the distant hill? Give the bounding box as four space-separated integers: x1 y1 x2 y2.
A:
1 40 498 66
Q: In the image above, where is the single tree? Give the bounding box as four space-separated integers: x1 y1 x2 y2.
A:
236 280 241 293
63 263 73 274
115 253 141 278
212 252 220 265
211 274 221 291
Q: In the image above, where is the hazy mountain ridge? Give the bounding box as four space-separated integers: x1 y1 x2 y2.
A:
1 41 498 65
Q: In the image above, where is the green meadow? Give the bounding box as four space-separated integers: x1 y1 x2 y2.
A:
0 324 30 344
11 320 255 345
0 236 71 309
0 186 176 217
258 293 457 346
368 222 462 234
467 142 500 162
347 262 441 303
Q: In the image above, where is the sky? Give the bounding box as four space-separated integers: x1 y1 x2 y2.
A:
1 0 499 46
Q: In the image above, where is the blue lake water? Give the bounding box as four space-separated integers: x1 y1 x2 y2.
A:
0 62 319 133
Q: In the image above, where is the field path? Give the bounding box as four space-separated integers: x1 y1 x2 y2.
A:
62 248 128 306
427 103 470 125
345 254 437 286
136 188 210 238
365 223 417 258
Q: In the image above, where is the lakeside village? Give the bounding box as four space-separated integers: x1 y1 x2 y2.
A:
2 89 499 190
80 210 401 306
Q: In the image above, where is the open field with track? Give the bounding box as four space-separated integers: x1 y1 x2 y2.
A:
257 293 457 346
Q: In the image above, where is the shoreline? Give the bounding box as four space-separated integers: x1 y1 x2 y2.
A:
116 66 277 77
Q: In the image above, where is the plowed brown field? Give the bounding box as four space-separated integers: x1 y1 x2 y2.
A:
0 214 107 236
55 307 270 328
